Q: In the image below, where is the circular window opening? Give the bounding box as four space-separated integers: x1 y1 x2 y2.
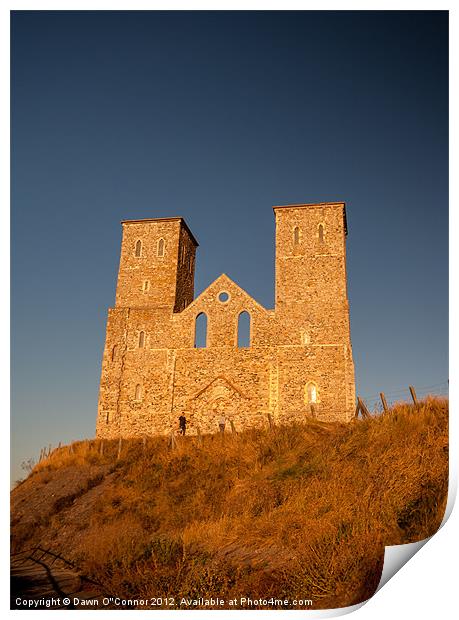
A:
218 291 230 303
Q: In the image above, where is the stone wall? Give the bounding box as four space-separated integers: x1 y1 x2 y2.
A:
96 203 356 439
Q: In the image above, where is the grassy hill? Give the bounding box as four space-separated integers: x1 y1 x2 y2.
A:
11 398 448 610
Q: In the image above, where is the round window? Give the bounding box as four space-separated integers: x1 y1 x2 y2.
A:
218 291 230 303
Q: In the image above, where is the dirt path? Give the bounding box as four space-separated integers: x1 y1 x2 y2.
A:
11 551 104 610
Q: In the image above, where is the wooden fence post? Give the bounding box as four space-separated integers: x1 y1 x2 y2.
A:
409 385 418 406
355 397 371 419
359 397 371 418
142 436 146 453
230 420 236 434
170 432 177 450
117 437 122 460
354 401 360 418
267 413 273 429
380 392 389 414
99 440 104 456
196 426 202 446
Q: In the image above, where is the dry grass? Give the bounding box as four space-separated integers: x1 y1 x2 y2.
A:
11 398 448 609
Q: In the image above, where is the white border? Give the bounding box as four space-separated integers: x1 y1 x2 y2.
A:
5 4 455 620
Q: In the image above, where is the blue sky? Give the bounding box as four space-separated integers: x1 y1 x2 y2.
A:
11 11 448 482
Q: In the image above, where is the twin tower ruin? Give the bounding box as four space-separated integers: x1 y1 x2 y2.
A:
96 202 356 438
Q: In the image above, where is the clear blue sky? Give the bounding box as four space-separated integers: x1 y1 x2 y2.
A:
11 11 448 483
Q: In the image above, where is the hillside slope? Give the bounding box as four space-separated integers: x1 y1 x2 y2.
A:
11 399 448 610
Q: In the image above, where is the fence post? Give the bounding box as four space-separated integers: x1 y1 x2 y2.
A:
170 432 177 450
99 440 104 456
196 426 202 446
142 436 146 453
379 392 389 414
267 413 273 429
230 419 236 434
117 437 122 460
355 397 370 419
409 385 418 406
359 397 371 419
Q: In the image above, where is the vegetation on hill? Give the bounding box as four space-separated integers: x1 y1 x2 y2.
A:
11 398 448 610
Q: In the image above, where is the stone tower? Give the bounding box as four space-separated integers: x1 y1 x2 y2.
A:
96 202 355 438
273 203 355 417
115 217 198 312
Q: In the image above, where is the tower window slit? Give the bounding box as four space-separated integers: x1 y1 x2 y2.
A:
306 382 318 404
293 226 300 245
138 331 145 348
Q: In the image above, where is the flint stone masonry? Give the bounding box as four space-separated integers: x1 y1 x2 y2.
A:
96 202 356 438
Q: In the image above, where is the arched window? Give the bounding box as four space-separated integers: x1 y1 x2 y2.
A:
305 382 318 404
194 312 207 348
318 224 324 242
293 226 300 245
135 240 142 257
111 345 118 361
157 238 165 257
135 384 142 400
237 311 251 348
138 331 145 348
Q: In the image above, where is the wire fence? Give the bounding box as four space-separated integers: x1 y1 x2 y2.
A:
359 380 449 414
